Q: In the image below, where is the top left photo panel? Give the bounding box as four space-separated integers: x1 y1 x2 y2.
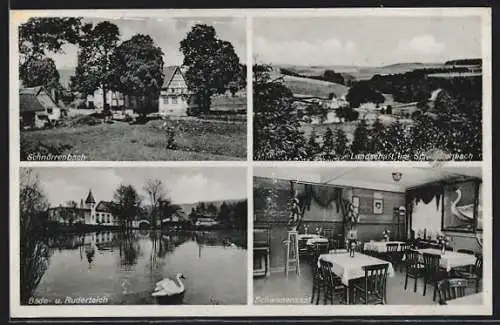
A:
13 12 248 161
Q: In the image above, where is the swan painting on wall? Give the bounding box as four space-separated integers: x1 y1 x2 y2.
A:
442 180 481 232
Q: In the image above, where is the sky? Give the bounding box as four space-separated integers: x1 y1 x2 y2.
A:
253 16 482 67
26 167 247 207
46 16 246 70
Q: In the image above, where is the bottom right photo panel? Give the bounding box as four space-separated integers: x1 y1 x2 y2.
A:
253 166 484 306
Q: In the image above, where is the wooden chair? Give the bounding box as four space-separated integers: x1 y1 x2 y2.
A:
396 243 410 271
352 263 389 304
437 278 468 305
452 254 483 293
319 259 346 304
422 253 448 301
310 254 324 304
404 249 425 293
384 243 399 264
322 228 336 250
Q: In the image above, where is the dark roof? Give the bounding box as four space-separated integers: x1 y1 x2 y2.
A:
20 86 44 95
95 201 115 212
19 86 59 113
20 93 46 113
162 66 183 89
85 190 96 204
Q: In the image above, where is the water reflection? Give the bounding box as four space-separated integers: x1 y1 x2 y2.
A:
30 229 247 305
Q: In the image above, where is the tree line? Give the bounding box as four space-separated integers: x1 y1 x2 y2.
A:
188 200 247 229
19 18 244 115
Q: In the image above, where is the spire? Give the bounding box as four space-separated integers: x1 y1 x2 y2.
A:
85 189 96 204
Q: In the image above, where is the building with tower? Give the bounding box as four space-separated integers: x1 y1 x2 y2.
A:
47 189 118 226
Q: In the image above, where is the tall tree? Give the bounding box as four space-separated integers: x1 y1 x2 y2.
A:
351 119 370 154
253 64 308 160
143 179 165 229
306 131 320 159
180 24 241 113
113 184 141 229
319 127 336 160
112 34 164 117
71 21 120 110
368 117 385 154
21 57 60 90
334 128 349 159
20 169 50 304
381 120 411 160
218 201 230 224
206 203 218 216
19 17 81 69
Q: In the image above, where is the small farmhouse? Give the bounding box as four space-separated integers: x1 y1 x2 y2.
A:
159 66 191 116
19 86 63 129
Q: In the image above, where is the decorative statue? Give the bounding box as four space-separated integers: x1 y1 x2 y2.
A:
288 198 302 231
346 229 358 257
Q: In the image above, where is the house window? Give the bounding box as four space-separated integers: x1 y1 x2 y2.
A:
163 96 168 104
172 96 178 104
107 215 110 223
47 108 53 114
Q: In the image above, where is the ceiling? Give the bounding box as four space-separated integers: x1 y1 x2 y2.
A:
254 166 482 192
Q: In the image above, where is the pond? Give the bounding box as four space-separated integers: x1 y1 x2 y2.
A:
28 229 247 305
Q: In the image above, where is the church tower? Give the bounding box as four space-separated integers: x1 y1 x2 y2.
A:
85 189 96 224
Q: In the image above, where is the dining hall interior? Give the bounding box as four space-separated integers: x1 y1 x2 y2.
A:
253 166 484 305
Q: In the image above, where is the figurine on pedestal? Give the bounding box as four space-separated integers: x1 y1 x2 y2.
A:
288 198 302 232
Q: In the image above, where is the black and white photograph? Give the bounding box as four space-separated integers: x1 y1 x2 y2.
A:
17 15 247 161
19 167 248 305
253 15 485 161
253 166 485 306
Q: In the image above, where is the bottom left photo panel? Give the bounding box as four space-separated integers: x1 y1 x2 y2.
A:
17 166 248 306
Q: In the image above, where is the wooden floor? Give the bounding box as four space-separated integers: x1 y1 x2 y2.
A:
254 263 481 305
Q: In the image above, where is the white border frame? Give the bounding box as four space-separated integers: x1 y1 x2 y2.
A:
10 7 492 318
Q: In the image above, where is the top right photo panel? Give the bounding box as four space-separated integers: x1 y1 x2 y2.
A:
253 13 488 161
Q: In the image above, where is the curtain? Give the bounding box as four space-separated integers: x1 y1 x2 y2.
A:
411 196 442 239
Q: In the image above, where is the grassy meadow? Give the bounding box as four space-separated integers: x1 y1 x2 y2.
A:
21 118 247 161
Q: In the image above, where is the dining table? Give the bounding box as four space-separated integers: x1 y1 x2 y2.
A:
298 234 329 246
363 240 406 253
415 248 477 272
318 252 395 304
446 293 483 305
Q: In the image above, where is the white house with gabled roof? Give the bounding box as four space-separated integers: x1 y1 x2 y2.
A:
159 66 191 116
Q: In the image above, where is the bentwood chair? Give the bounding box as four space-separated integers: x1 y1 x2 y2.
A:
352 263 389 305
318 259 346 304
452 254 483 293
385 243 399 265
311 254 324 304
404 249 425 293
422 253 448 301
437 278 468 305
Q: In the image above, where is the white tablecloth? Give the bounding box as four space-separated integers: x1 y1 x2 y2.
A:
298 234 329 246
318 252 395 286
363 241 405 253
416 248 477 272
446 293 483 305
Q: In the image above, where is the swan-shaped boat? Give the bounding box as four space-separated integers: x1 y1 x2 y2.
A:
152 273 186 304
451 189 474 222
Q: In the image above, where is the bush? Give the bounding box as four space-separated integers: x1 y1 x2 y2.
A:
187 106 201 116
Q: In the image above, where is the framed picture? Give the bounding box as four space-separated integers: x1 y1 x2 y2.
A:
442 180 478 233
373 198 384 214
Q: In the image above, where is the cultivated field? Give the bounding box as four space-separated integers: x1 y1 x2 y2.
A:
279 75 349 98
21 118 247 161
